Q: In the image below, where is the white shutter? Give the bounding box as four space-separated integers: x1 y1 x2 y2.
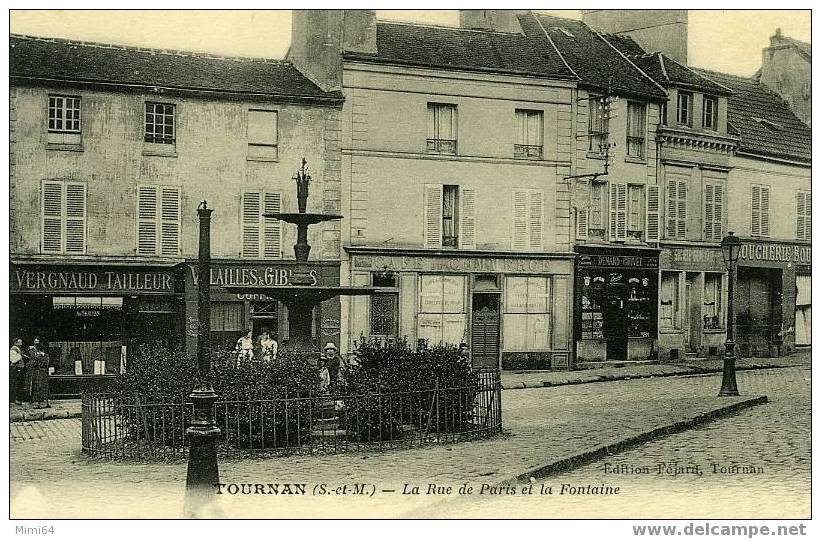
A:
242 192 261 258
576 208 589 240
160 187 180 256
65 182 86 253
704 183 714 241
676 181 687 239
458 187 476 249
529 189 544 250
263 192 282 258
751 185 761 237
512 189 529 250
713 184 723 241
137 186 158 255
609 183 618 241
796 192 805 239
646 184 660 241
42 181 63 253
760 186 770 237
666 180 677 238
423 184 443 248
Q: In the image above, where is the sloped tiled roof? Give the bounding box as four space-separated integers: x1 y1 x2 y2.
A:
533 14 667 100
10 34 342 102
694 68 811 163
343 14 578 80
629 52 733 96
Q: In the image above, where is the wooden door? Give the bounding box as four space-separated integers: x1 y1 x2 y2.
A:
471 294 500 368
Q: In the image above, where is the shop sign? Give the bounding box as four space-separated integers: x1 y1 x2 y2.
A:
11 268 173 294
578 254 659 269
739 243 811 265
662 248 724 270
189 265 319 288
352 255 566 274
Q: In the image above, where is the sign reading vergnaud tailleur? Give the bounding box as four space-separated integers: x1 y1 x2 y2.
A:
10 265 174 294
188 263 321 288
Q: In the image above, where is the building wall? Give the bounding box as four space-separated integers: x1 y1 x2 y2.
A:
759 41 811 126
582 10 688 64
10 84 342 262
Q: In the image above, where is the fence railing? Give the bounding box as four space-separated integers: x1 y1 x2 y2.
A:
81 370 502 460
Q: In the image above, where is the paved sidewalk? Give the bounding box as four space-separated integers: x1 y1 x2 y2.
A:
11 367 799 519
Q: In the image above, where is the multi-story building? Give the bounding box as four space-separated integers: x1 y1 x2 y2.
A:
9 35 344 395
290 10 586 370
757 29 811 127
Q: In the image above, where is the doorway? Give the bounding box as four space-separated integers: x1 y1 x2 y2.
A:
471 293 500 368
736 267 780 357
684 273 700 354
603 291 627 361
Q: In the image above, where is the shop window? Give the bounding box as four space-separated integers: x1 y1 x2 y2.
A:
247 109 278 161
660 272 680 329
418 274 466 345
211 301 246 352
704 182 724 242
427 103 457 154
503 276 551 351
580 274 605 339
796 191 811 240
49 296 124 375
137 185 181 256
703 273 724 329
423 184 475 249
145 102 175 145
514 109 544 159
47 95 82 145
41 181 87 254
627 276 653 337
588 96 608 154
512 189 544 250
242 191 282 258
371 274 398 338
626 101 646 159
751 184 770 237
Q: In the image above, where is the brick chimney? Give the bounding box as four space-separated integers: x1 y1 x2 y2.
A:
459 10 524 33
759 28 811 126
288 10 377 92
582 10 688 64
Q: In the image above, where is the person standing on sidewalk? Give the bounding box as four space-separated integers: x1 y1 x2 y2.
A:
28 337 50 409
9 338 25 404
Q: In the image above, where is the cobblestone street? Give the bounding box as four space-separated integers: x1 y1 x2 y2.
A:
10 366 808 518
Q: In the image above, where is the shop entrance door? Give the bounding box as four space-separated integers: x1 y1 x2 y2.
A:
604 292 628 361
471 293 500 369
684 273 700 354
737 267 777 357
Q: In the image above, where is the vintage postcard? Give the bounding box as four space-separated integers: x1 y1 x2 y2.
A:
7 6 812 531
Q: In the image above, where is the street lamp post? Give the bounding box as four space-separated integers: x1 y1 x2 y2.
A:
719 231 742 397
184 201 221 515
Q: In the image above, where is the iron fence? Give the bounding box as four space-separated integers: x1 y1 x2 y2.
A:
81 369 502 460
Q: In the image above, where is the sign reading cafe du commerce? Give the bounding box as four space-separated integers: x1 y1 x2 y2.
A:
11 266 174 294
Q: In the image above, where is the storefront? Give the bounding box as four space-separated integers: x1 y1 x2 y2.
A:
183 260 342 357
345 249 575 370
574 245 660 364
736 240 811 357
9 263 180 397
658 245 728 360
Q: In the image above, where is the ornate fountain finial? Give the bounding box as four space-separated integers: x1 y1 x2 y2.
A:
294 158 311 214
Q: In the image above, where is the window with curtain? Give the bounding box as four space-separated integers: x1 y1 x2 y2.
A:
627 184 645 240
514 109 544 159
626 101 646 158
703 273 723 329
503 276 551 351
417 274 466 345
703 96 718 130
427 103 457 154
676 92 692 126
588 96 608 154
660 272 680 329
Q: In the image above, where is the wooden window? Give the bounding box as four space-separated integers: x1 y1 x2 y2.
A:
666 179 688 239
427 103 457 154
512 189 544 251
211 302 246 351
423 184 475 249
41 181 86 254
145 102 175 144
751 184 770 237
47 95 82 146
704 182 724 242
370 274 398 338
514 109 543 159
660 100 668 126
676 92 692 126
627 184 645 240
703 273 724 329
588 96 608 154
626 102 646 158
660 272 680 329
796 191 811 240
418 274 467 345
442 185 458 247
608 182 628 241
137 185 181 256
247 109 278 161
703 96 718 130
242 191 282 258
503 276 551 351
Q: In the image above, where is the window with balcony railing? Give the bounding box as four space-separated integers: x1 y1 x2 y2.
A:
427 103 457 155
514 109 543 160
626 101 646 159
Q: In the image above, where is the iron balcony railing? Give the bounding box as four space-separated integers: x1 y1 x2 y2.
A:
426 138 457 155
514 144 543 159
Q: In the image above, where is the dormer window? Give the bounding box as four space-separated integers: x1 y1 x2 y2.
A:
676 92 693 127
703 96 718 130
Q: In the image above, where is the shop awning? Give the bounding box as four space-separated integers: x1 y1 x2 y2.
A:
53 297 123 310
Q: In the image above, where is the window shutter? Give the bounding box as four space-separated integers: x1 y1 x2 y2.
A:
609 182 618 241
704 183 714 241
42 181 63 253
137 186 158 255
458 187 476 250
263 192 282 258
666 180 677 238
806 193 812 239
796 192 805 239
65 182 86 253
760 186 770 237
676 181 687 239
713 184 723 241
529 189 544 250
160 187 180 256
423 184 443 249
616 183 627 240
576 208 589 240
646 184 660 241
512 189 529 250
751 185 761 236
242 192 261 258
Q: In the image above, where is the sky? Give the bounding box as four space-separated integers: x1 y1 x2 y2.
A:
9 9 812 77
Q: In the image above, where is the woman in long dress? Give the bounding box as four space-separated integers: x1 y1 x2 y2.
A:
29 337 50 409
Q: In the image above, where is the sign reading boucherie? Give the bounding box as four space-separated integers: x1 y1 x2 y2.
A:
11 267 174 293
